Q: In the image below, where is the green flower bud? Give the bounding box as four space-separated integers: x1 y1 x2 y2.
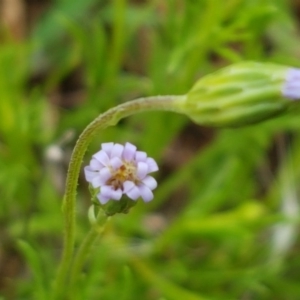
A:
174 62 296 127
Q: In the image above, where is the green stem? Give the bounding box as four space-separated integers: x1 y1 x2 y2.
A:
69 209 108 298
52 95 186 299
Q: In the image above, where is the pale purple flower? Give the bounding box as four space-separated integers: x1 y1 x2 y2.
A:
282 68 300 100
84 142 158 204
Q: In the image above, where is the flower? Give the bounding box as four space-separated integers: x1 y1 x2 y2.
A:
84 142 158 204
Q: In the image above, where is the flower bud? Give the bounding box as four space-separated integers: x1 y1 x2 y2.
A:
174 62 298 127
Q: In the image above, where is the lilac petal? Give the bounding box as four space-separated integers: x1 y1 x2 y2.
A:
288 82 300 88
135 151 147 162
283 68 300 100
84 166 97 182
123 180 135 193
136 162 149 179
91 175 103 188
99 167 112 183
141 176 157 190
125 184 140 200
93 150 110 166
138 184 154 202
110 143 124 158
110 188 123 200
97 193 110 204
110 157 123 170
286 68 300 80
123 142 137 161
283 91 298 100
90 158 103 170
101 142 114 156
101 185 122 200
146 157 159 172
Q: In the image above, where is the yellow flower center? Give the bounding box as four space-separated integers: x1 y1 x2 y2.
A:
106 161 137 190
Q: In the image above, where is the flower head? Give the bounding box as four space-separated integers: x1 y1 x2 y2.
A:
84 142 158 205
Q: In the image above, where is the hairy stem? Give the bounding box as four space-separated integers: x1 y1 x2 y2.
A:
69 210 108 298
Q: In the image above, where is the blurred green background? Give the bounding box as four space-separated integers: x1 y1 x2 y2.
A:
1 0 300 299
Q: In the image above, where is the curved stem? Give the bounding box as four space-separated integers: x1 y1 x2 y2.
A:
52 95 185 299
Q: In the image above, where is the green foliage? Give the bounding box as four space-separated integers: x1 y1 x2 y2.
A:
1 0 300 299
